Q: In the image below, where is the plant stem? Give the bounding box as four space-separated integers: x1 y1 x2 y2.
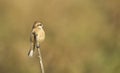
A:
37 48 45 73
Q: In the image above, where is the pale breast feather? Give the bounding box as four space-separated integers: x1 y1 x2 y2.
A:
37 29 45 42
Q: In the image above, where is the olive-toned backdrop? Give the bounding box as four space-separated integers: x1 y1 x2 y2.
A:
0 0 120 73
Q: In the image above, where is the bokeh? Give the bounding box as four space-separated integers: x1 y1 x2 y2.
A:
0 0 120 73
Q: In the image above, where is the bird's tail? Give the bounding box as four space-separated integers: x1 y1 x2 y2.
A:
28 49 34 57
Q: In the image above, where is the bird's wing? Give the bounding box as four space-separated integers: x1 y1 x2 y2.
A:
30 31 36 50
30 31 35 42
28 31 36 57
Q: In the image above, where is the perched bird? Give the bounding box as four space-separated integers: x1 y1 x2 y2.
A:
28 21 45 57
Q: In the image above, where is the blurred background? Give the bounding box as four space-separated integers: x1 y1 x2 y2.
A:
0 0 120 73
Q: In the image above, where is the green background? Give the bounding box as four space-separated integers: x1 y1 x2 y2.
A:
0 0 120 73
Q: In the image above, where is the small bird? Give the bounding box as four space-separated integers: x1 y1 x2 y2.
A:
28 21 45 57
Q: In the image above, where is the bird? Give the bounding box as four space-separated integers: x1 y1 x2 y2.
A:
28 21 45 57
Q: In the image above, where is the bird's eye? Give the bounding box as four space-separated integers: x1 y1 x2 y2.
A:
37 24 42 26
39 24 42 26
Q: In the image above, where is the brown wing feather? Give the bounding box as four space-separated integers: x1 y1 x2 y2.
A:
30 31 36 51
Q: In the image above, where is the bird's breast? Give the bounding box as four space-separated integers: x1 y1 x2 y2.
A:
37 29 45 42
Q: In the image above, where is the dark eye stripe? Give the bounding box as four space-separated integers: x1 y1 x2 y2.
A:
39 24 43 26
37 24 40 26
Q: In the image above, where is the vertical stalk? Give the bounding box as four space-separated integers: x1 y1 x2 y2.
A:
37 48 45 73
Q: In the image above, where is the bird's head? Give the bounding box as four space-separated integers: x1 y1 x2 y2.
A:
33 21 43 29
